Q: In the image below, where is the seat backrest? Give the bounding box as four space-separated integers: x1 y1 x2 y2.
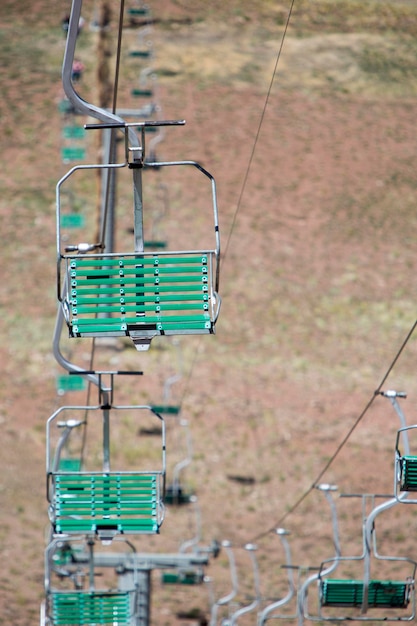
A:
50 591 130 625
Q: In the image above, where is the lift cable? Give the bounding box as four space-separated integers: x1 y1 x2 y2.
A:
221 0 295 266
248 318 417 544
173 1 297 424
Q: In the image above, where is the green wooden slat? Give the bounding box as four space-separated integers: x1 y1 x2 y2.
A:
69 255 208 267
73 284 207 295
74 314 210 324
151 405 181 415
74 303 208 315
129 50 151 58
53 473 160 535
71 263 207 274
75 294 207 305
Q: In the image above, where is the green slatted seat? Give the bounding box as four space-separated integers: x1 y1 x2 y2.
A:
400 456 417 491
62 126 86 139
62 252 219 347
56 374 86 394
321 579 410 609
51 473 161 535
150 405 181 415
131 88 153 97
49 591 130 625
61 147 86 163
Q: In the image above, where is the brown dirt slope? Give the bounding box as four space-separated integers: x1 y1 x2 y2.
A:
1 1 417 625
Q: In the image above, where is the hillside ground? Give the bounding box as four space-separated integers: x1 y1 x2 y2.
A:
1 1 417 625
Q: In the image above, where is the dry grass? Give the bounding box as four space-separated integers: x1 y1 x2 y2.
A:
1 1 417 625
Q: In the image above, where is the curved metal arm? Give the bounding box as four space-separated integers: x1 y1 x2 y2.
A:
63 0 139 151
171 420 193 495
229 544 261 626
297 484 340 625
210 541 239 626
257 529 295 626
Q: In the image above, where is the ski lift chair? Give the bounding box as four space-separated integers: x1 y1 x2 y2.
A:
44 536 138 626
47 399 166 541
257 529 296 625
56 121 221 351
301 490 417 622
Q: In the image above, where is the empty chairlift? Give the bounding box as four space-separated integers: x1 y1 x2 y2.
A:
257 529 296 625
395 425 417 498
300 486 417 622
376 389 417 502
56 120 221 351
46 373 166 541
43 536 138 626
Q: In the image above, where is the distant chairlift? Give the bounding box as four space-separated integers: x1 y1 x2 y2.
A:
43 536 138 626
257 529 296 625
385 390 417 501
56 121 221 351
161 497 210 586
299 485 417 622
47 372 166 542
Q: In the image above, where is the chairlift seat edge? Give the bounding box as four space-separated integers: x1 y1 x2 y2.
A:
320 579 411 609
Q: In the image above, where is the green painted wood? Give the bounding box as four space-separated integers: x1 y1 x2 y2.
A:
56 374 86 393
64 253 216 339
62 125 86 139
61 214 85 229
161 570 203 585
321 579 409 608
128 8 150 16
